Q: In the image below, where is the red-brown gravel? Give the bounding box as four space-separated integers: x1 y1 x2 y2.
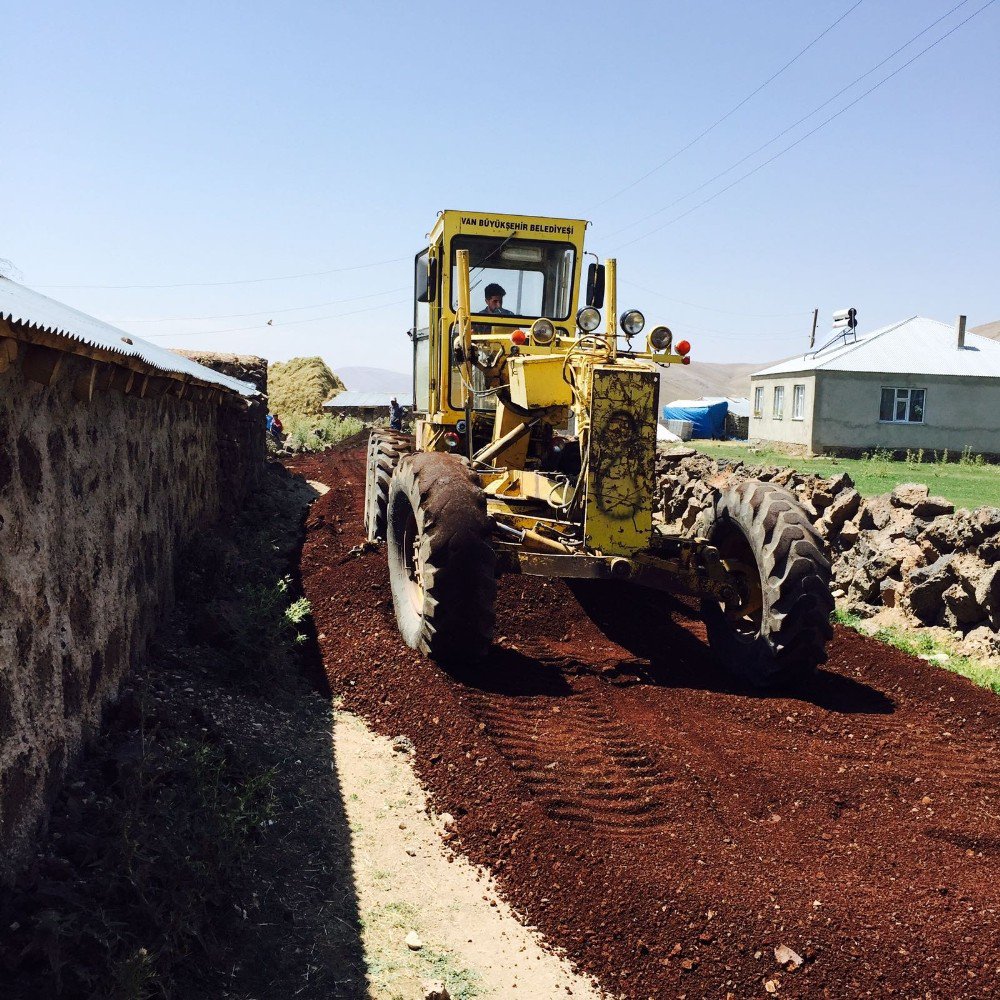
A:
290 443 1000 999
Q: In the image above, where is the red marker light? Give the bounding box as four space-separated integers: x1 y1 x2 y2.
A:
676 340 691 356
681 356 691 365
444 431 461 448
511 329 527 346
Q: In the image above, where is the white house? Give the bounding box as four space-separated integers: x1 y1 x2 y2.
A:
749 316 1000 456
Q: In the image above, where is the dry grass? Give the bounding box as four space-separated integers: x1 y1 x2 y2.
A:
268 357 345 417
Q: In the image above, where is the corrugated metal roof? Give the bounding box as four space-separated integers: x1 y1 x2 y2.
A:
0 277 259 396
324 391 400 408
753 317 1000 380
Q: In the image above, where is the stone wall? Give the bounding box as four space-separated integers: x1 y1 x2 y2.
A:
181 352 267 512
0 350 265 883
655 447 1000 657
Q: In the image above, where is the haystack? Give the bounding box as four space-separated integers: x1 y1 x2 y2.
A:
268 357 345 416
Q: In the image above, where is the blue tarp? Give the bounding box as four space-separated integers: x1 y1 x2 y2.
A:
661 399 728 439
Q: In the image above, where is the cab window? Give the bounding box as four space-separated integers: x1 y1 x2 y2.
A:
450 236 575 321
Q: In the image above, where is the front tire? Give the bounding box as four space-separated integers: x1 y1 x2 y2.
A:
387 452 496 662
699 481 833 687
364 428 414 542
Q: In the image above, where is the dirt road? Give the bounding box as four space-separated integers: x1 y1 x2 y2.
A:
290 443 1000 998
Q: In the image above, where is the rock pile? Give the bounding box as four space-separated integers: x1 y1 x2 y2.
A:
655 447 1000 655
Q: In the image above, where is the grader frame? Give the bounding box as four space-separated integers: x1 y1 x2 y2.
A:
364 210 832 686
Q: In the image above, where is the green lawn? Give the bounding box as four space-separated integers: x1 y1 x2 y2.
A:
689 443 1000 511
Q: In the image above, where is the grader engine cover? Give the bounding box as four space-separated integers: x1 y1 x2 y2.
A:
584 366 660 556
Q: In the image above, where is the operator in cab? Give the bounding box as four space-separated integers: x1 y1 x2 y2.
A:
480 282 514 317
473 282 514 334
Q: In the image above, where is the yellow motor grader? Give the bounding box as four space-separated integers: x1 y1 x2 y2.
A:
364 210 832 686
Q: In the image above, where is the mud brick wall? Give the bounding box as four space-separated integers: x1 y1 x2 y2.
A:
181 352 268 512
0 351 265 883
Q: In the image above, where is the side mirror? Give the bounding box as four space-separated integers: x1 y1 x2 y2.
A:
415 253 430 303
586 262 606 309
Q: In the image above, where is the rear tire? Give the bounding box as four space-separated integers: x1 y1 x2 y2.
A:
364 428 414 542
387 452 496 662
699 481 833 687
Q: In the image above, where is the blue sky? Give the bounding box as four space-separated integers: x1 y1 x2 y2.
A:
3 0 998 372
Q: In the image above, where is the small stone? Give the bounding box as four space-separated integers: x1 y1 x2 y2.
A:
774 944 803 968
405 931 423 950
764 979 779 993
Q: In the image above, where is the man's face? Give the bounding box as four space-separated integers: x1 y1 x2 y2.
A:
486 294 504 312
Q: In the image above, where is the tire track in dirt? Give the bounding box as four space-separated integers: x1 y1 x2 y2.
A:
464 681 685 838
289 443 1000 999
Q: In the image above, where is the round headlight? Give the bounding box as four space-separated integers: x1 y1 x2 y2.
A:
531 318 555 345
577 306 601 333
619 309 645 337
649 325 672 351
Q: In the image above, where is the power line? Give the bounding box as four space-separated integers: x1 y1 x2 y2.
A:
621 277 809 319
110 286 408 323
591 0 866 210
613 0 997 251
38 256 409 291
604 0 973 241
143 297 409 338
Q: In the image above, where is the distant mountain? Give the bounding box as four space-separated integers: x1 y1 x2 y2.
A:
971 320 1000 342
336 361 777 404
337 366 411 393
658 359 768 403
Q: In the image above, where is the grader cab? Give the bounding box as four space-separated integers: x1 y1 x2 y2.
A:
364 210 832 686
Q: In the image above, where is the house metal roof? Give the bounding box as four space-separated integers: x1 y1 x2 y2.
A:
323 391 400 409
0 277 259 396
752 317 1000 381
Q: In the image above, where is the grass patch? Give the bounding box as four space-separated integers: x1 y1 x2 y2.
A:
831 608 1000 694
0 707 278 998
279 413 365 453
692 442 1000 510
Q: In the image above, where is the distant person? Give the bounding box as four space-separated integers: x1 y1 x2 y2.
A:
269 413 283 443
389 397 403 431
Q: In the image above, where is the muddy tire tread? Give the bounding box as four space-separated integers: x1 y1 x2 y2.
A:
387 452 496 662
702 481 834 687
364 428 414 542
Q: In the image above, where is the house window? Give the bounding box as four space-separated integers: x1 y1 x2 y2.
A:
879 387 925 423
792 384 805 420
753 386 764 418
773 385 785 419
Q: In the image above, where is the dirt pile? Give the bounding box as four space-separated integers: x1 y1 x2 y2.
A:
268 356 345 416
295 441 1000 999
657 448 1000 655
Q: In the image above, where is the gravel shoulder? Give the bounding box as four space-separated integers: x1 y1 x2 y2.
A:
292 441 1000 1000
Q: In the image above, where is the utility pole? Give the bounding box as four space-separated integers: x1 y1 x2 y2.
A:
809 308 818 348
